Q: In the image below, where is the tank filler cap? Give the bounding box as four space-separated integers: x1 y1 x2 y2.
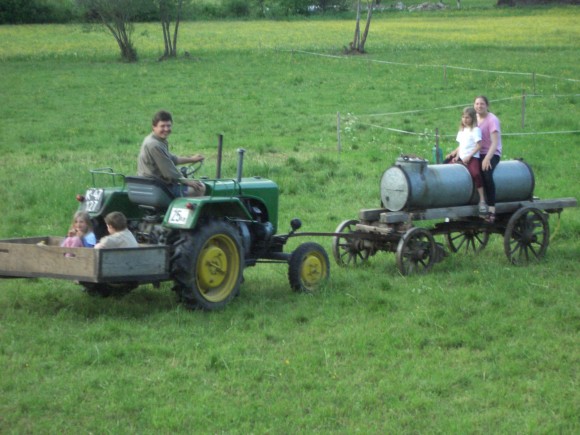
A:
396 156 428 173
399 154 427 163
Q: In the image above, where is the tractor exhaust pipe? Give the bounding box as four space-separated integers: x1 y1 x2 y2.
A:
216 134 223 179
236 148 246 182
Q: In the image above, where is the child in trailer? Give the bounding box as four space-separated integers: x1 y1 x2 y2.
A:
94 212 138 249
444 107 486 214
60 211 97 248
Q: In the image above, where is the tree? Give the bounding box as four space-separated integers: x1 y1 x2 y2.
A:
158 0 183 59
77 0 145 62
347 0 376 54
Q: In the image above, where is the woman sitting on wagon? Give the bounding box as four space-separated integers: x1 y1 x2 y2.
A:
474 95 502 223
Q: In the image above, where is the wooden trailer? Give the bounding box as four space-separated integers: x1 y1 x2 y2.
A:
0 236 169 284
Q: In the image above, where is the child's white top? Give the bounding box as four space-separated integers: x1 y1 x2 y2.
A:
456 126 482 160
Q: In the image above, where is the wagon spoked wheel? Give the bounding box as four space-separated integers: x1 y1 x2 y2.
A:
332 219 370 266
504 207 549 266
446 227 490 254
396 227 436 275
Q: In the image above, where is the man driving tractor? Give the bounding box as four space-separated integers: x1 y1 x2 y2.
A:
137 110 206 197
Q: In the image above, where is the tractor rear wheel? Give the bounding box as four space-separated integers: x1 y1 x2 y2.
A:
288 242 330 292
172 221 243 310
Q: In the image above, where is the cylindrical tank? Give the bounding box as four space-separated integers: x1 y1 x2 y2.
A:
380 157 534 212
493 159 535 203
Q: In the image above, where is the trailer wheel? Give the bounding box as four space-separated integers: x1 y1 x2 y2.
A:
289 242 330 292
396 227 436 275
446 226 489 254
80 282 138 297
332 219 370 266
504 207 549 265
173 222 243 310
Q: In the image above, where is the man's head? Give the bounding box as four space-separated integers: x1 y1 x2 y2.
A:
152 110 173 140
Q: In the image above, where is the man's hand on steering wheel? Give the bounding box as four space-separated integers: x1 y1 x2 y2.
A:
180 159 204 178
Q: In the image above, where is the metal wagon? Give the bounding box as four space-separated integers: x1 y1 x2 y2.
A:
329 157 577 274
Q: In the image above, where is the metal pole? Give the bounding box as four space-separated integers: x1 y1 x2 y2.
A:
236 148 246 182
216 134 223 179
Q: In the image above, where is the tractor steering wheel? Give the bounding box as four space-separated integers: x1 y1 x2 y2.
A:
180 160 204 179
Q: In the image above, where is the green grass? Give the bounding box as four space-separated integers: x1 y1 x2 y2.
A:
1 7 579 433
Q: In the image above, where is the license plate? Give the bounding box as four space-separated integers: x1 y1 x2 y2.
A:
168 207 190 225
84 188 104 212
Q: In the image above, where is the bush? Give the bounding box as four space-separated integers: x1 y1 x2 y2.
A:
224 0 251 17
0 0 78 24
0 0 360 24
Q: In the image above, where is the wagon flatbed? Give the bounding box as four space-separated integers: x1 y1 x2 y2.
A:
359 197 577 224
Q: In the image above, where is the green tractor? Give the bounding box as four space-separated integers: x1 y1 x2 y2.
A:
76 148 330 310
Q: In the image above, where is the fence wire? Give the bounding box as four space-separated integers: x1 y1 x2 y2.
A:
285 50 580 139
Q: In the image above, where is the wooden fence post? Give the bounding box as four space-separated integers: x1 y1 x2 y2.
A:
434 127 442 163
337 112 342 153
521 89 526 129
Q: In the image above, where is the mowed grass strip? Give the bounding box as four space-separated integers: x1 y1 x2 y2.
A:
1 8 579 59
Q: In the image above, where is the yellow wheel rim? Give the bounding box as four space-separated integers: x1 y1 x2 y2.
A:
301 252 326 288
196 234 240 302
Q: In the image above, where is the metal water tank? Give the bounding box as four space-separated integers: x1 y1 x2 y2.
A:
493 159 535 203
380 157 534 212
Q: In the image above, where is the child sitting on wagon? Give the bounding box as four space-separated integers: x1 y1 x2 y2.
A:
94 212 138 249
445 107 487 214
61 211 97 248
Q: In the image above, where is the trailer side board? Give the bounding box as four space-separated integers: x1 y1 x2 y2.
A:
0 237 169 283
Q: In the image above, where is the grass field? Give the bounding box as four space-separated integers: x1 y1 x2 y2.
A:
1 4 579 433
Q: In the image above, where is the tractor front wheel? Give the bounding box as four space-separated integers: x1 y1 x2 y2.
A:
288 242 330 292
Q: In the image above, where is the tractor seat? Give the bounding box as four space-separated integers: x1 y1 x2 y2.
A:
125 176 175 210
